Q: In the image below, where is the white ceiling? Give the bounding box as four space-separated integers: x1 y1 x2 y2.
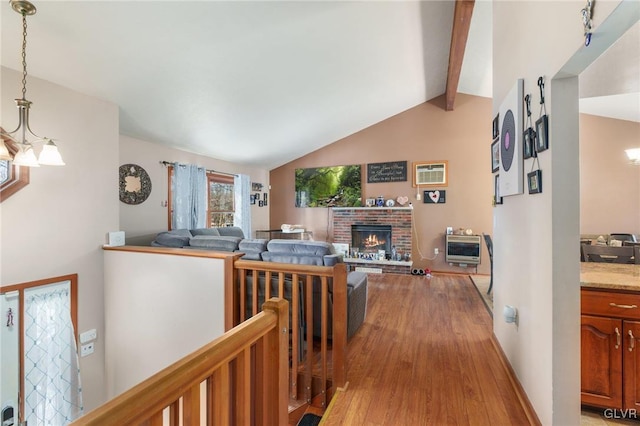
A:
0 1 636 169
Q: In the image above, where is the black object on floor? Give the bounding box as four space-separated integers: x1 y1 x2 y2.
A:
297 413 322 426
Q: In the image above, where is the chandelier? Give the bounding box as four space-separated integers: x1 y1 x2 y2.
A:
0 0 64 167
626 148 640 166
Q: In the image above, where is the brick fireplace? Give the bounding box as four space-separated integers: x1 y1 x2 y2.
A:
332 207 412 273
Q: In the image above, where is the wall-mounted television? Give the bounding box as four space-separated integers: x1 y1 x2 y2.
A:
295 164 361 208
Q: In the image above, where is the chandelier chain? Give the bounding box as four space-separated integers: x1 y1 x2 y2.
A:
21 12 28 100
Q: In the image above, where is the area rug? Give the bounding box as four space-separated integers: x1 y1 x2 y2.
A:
469 274 493 314
297 413 322 426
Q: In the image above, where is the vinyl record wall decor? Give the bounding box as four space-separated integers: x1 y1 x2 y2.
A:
498 79 524 197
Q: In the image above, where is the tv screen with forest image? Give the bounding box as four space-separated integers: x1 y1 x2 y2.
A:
295 165 362 207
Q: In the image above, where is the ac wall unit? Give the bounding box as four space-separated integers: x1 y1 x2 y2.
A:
413 161 448 187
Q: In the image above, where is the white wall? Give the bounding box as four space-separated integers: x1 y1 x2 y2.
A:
103 250 227 397
1 67 120 411
492 2 629 424
119 135 270 239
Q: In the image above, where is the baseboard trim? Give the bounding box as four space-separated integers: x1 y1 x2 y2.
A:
490 333 542 426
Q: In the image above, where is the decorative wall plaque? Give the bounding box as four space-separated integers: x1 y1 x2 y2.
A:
367 161 407 183
119 164 152 205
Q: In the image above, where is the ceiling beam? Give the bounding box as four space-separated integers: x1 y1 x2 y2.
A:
445 0 475 111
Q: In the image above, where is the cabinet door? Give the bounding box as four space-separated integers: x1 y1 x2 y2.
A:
581 315 623 409
624 320 640 409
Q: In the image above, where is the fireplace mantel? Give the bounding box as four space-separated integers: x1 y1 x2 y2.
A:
332 207 413 211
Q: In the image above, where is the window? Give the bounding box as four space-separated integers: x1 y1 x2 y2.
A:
207 172 235 228
167 166 235 229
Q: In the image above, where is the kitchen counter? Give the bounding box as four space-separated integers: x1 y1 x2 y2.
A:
581 263 640 291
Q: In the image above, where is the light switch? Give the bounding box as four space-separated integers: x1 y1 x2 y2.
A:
80 328 97 343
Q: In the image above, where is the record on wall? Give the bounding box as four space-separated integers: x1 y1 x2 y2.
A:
498 79 524 197
500 109 516 171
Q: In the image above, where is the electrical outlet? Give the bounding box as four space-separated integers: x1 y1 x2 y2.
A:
80 342 95 357
434 248 439 255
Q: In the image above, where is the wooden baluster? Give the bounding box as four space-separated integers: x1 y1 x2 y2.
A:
168 400 179 426
305 275 314 403
290 273 299 399
182 383 200 426
321 276 328 407
234 348 252 426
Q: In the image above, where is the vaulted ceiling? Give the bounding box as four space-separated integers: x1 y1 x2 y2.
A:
1 1 636 169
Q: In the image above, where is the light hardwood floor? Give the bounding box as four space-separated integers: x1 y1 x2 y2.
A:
319 273 537 425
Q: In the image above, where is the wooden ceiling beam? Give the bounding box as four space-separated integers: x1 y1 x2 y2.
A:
445 0 475 111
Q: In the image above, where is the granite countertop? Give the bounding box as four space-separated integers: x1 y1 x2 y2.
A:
581 263 640 291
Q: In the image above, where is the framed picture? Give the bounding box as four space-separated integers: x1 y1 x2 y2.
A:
258 200 264 207
251 182 263 191
263 193 268 206
365 198 376 207
523 127 536 159
413 161 448 187
494 174 503 205
491 139 500 173
250 194 257 205
528 170 542 194
423 190 446 204
492 113 499 139
535 115 549 153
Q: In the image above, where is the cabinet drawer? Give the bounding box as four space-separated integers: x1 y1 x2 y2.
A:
582 289 640 319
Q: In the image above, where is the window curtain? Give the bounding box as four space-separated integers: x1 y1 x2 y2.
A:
172 163 207 230
234 174 252 238
23 281 83 425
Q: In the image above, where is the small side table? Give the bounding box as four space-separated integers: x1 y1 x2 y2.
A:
255 230 314 240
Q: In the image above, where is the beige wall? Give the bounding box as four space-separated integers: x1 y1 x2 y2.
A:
1 67 119 411
270 94 493 274
119 136 270 239
580 114 640 235
493 1 626 425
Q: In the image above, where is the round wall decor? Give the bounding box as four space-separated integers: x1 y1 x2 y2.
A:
119 164 152 205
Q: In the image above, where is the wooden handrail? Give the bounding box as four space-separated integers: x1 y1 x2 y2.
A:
71 298 289 426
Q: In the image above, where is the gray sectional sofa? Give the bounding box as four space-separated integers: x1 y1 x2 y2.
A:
151 227 367 339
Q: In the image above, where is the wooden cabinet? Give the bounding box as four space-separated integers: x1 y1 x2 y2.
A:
581 288 640 410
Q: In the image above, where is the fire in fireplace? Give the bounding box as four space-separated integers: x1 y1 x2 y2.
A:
351 224 392 254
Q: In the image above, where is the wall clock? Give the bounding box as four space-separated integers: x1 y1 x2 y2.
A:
119 164 152 205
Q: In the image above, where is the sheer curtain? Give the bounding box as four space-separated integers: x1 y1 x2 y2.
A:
172 163 207 229
23 281 83 425
234 174 252 238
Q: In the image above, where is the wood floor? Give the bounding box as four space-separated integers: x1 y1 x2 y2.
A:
318 273 537 425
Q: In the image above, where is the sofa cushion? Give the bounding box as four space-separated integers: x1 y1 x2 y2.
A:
217 226 245 238
266 239 335 256
191 228 221 237
154 230 192 248
261 252 325 266
188 235 242 251
323 254 343 266
238 238 268 252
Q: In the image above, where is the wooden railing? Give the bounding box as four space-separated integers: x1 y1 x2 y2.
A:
229 259 348 408
71 298 289 426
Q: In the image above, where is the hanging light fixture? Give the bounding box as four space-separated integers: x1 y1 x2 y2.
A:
0 0 64 167
625 148 640 165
